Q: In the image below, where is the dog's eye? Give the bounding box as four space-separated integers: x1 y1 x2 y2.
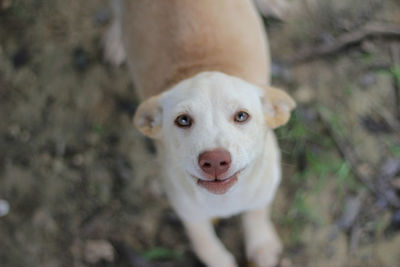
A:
175 114 193 128
234 111 250 123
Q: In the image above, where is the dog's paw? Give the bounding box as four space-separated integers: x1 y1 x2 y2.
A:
202 251 237 267
102 21 126 66
212 252 238 267
248 239 282 267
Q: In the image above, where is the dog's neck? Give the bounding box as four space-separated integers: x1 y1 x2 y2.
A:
161 63 244 95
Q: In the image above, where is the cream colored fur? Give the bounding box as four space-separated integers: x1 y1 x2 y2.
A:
104 1 295 266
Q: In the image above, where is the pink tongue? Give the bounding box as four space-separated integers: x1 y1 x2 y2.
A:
197 176 238 194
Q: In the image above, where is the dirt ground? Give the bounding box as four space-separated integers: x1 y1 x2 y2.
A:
1 0 400 266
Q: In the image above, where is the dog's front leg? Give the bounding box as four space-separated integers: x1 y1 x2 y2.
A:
242 207 282 267
183 220 237 267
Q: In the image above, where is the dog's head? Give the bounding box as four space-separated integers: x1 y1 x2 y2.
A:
134 72 295 194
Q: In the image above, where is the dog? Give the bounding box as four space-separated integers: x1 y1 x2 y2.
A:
104 1 295 266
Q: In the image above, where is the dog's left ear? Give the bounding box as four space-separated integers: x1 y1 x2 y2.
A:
261 86 296 129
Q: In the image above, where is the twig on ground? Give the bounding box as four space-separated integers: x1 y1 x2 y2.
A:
377 107 400 134
364 94 400 136
317 108 400 208
368 104 400 136
365 61 392 71
349 223 362 254
289 23 400 63
376 158 400 207
390 42 400 117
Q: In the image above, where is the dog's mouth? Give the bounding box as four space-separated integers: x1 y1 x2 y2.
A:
196 175 238 195
192 169 243 195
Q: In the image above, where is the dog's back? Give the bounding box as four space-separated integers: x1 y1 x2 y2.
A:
121 0 270 99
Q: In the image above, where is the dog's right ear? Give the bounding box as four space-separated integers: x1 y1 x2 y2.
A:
133 95 163 139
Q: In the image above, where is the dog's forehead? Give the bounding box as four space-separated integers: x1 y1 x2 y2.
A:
160 72 263 111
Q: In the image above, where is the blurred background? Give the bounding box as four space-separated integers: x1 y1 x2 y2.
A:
1 0 400 266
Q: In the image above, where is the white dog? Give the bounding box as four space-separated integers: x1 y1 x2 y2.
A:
104 1 295 266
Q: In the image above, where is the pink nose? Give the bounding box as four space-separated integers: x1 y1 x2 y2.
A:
198 149 231 178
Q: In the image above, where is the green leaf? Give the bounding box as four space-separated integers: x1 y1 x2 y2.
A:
141 247 183 261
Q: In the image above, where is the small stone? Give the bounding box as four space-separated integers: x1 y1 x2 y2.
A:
8 124 21 137
12 48 29 69
391 177 400 190
72 154 84 166
337 196 361 230
361 40 378 54
280 257 293 267
0 199 10 217
87 133 100 146
271 62 293 82
32 209 57 233
1 0 13 10
147 179 163 198
94 8 110 25
256 0 290 20
84 240 114 264
320 32 335 45
20 130 31 142
294 86 314 104
360 73 376 87
357 164 374 178
73 47 89 71
391 209 400 230
380 158 400 179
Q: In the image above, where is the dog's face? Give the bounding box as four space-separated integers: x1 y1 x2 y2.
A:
134 72 295 194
